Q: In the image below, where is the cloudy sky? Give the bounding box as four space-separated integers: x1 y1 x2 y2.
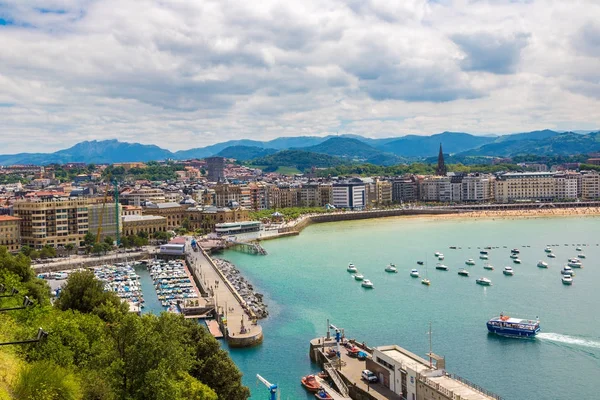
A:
1 0 599 153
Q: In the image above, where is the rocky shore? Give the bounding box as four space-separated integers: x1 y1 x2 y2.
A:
212 258 269 319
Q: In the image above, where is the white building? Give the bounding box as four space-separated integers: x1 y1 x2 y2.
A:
554 173 578 200
462 175 494 202
581 171 600 199
332 179 366 210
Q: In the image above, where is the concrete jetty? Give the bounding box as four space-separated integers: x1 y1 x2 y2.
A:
185 237 263 347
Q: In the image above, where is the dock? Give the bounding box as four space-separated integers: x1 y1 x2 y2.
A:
315 376 350 400
205 320 224 339
185 237 263 347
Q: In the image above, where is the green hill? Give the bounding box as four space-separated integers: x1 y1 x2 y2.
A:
378 132 495 157
301 137 403 166
216 145 277 160
249 150 344 172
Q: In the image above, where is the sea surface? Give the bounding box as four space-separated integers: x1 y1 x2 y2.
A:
216 216 600 400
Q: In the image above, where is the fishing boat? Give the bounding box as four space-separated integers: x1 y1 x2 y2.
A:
385 264 398 273
544 247 552 253
465 259 476 265
435 263 449 271
410 269 420 278
486 314 540 338
315 389 333 399
561 275 573 285
479 254 489 260
476 277 492 286
483 263 494 270
510 254 519 259
537 261 548 268
301 375 321 392
458 268 469 277
547 253 556 258
347 263 357 273
513 258 521 264
503 266 514 276
417 261 424 265
361 279 374 289
353 273 364 281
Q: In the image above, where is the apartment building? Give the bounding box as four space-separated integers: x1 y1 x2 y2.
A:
120 187 166 206
14 197 91 248
319 184 333 206
143 202 189 230
461 175 494 202
392 177 418 203
495 172 557 202
88 202 123 240
554 172 578 200
0 216 21 252
332 179 366 210
213 183 242 207
268 185 300 209
581 171 600 199
300 183 321 207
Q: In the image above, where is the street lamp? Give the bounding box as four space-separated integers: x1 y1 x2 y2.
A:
0 286 19 298
0 296 34 312
0 327 48 346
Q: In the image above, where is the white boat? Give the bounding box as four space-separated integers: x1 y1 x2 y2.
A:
568 261 582 268
438 255 445 260
511 249 520 254
483 264 495 271
547 253 556 258
361 279 374 289
421 278 430 286
434 251 441 257
465 259 476 265
577 254 586 258
544 247 552 253
576 247 582 251
537 261 548 268
503 266 514 276
479 254 489 260
435 263 449 271
385 264 398 273
561 275 573 285
568 257 581 263
458 268 469 277
513 258 521 264
476 277 492 286
510 254 519 259
561 266 573 275
353 273 364 281
410 269 420 278
347 263 358 273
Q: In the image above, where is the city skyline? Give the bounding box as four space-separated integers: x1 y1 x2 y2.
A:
1 0 600 154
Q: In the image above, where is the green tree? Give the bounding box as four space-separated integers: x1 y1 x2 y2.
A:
181 217 191 231
84 232 97 247
40 245 57 259
0 246 34 282
65 243 75 255
104 236 115 247
55 271 122 316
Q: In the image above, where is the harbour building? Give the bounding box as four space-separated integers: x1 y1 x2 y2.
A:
332 179 366 210
0 215 21 252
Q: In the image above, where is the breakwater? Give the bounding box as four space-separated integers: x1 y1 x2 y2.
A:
212 258 268 319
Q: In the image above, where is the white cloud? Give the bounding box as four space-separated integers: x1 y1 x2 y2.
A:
0 0 599 153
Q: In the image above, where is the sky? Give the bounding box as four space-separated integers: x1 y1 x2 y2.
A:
0 0 599 154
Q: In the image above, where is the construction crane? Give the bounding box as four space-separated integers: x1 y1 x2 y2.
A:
96 174 120 245
256 374 278 400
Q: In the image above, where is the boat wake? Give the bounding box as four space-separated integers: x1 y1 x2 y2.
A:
537 333 600 350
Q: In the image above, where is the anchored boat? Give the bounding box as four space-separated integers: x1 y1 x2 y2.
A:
347 263 357 273
385 264 398 273
503 266 514 276
476 277 492 286
487 314 540 338
458 268 469 277
361 279 374 289
410 269 420 278
353 273 364 281
537 261 548 268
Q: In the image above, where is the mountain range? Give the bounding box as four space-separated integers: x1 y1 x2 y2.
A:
0 130 598 166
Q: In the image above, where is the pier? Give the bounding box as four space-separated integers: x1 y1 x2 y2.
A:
185 237 263 347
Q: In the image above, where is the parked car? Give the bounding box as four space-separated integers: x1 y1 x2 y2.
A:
361 370 377 383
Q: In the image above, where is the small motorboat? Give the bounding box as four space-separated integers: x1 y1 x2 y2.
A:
315 389 333 399
347 263 358 273
510 254 519 259
465 259 476 265
450 246 457 249
544 247 552 253
576 247 582 251
417 260 424 265
537 261 548 268
421 278 431 286
434 251 441 257
513 258 521 264
547 253 556 258
458 268 469 277
435 263 449 271
511 249 520 254
438 255 445 260
361 279 374 289
483 263 494 271
561 266 574 276
476 277 492 286
503 266 514 276
577 254 586 258
385 264 398 273
301 375 321 392
480 250 489 255
479 254 489 260
568 260 582 268
353 273 364 281
410 269 420 278
561 275 573 285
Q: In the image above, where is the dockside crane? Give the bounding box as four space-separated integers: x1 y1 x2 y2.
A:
256 374 278 400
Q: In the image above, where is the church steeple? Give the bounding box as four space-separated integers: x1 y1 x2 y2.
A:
436 143 447 176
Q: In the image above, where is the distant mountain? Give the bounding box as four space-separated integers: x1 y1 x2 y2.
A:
299 137 403 166
492 129 560 143
0 140 173 165
174 139 264 160
216 146 277 161
461 131 600 156
249 150 344 171
378 132 496 157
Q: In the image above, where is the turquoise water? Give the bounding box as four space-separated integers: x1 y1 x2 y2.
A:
219 216 600 400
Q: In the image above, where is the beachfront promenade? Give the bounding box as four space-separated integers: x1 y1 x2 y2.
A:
184 237 263 347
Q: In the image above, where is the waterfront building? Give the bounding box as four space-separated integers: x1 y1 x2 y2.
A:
246 183 269 210
0 215 21 252
120 187 166 206
581 171 600 199
392 177 418 203
461 175 494 202
300 183 321 207
554 172 578 200
14 197 91 248
420 176 457 202
367 345 498 400
319 184 333 206
206 157 225 183
268 185 300 209
143 202 188 230
186 206 249 232
494 172 557 203
215 221 261 236
332 179 366 210
122 215 167 236
88 201 123 241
